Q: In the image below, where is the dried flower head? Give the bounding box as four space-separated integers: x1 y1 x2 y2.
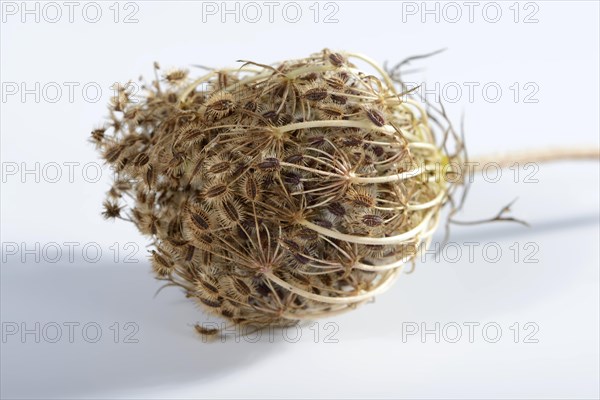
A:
93 49 463 332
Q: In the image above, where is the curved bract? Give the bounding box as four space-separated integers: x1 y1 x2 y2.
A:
93 49 459 329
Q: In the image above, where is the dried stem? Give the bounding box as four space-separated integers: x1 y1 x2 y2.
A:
469 146 600 170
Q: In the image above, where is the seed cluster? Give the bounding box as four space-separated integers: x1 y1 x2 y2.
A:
93 49 452 330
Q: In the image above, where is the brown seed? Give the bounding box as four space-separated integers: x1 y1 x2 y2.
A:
208 99 233 112
200 297 222 308
362 214 384 227
243 175 259 201
221 200 241 223
293 252 309 265
330 94 347 104
347 188 375 208
199 279 219 294
232 277 252 296
342 135 363 147
191 211 211 230
208 161 231 175
277 113 293 126
313 218 333 229
204 183 228 198
244 101 257 112
91 128 105 143
257 157 280 171
195 234 214 250
185 245 195 262
283 153 302 164
327 202 346 217
133 153 150 167
372 145 384 157
102 200 121 219
318 104 344 119
366 109 386 127
195 324 219 336
145 165 155 189
164 69 188 83
329 52 345 66
283 171 302 186
281 238 301 252
320 274 333 286
303 87 328 101
262 110 278 123
104 145 124 163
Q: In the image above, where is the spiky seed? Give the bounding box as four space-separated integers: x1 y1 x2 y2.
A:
257 157 280 171
208 161 231 175
200 297 222 308
241 174 260 201
329 52 345 66
284 153 304 164
191 211 211 230
220 200 241 224
362 214 384 227
347 188 375 208
327 202 346 217
330 94 347 104
164 69 188 83
195 324 219 336
303 87 328 101
133 153 150 167
198 279 220 294
204 183 228 199
366 109 386 127
91 128 105 144
102 200 121 219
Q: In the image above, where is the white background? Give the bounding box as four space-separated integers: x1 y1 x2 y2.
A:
1 1 599 398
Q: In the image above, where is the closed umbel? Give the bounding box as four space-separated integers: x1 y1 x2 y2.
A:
93 49 457 330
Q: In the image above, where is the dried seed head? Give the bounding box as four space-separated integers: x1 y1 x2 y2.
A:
93 49 456 331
